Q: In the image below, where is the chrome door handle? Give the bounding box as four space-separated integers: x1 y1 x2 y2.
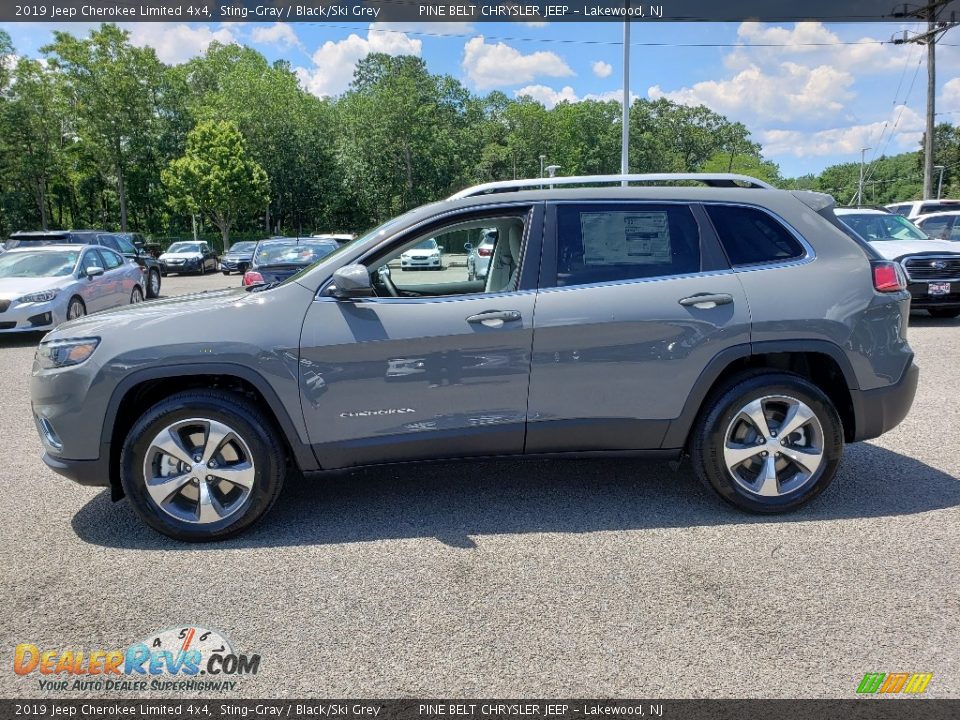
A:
678 293 734 309
466 310 522 328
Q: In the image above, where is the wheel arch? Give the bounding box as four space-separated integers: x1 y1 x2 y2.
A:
662 340 859 449
104 364 317 500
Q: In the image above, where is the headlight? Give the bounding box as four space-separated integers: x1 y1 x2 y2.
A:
18 289 59 303
35 337 100 370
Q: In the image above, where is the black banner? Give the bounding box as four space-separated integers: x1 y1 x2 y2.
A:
2 700 960 720
4 0 959 24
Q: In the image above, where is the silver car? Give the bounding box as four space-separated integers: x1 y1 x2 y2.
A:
466 229 497 281
0 244 143 333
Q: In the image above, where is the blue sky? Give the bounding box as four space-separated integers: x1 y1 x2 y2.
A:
4 19 960 178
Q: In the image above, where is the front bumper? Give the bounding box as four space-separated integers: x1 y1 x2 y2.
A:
850 362 920 442
907 282 960 309
160 259 200 273
221 258 250 271
0 299 61 332
41 451 111 487
401 257 441 268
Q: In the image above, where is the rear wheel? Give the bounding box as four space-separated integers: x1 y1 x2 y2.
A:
120 390 286 541
146 269 161 299
66 296 86 320
928 308 960 319
690 371 842 513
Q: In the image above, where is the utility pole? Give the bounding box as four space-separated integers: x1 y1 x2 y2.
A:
621 13 630 186
935 164 946 198
856 147 871 205
892 1 958 199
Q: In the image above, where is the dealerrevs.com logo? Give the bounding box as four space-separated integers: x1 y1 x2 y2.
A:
13 626 260 693
856 672 933 695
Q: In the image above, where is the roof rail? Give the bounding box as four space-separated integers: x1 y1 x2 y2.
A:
448 173 775 200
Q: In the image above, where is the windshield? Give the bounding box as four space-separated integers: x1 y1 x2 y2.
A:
255 241 339 267
166 242 202 253
411 239 438 251
838 213 929 242
227 241 257 253
0 250 80 278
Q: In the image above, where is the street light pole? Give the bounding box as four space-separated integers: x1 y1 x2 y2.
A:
856 147 871 205
935 164 946 198
539 154 546 179
621 13 630 186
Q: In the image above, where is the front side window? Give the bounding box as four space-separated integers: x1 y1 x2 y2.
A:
554 204 701 287
706 205 804 266
370 215 527 298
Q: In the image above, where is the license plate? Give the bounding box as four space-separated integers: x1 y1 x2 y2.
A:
929 282 951 295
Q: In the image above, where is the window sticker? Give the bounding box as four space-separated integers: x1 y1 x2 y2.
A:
580 212 671 265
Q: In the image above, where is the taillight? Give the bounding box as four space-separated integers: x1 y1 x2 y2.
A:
242 270 264 286
478 247 492 257
872 261 906 293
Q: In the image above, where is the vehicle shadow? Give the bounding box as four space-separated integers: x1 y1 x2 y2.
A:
0 332 46 349
909 312 960 328
72 441 960 550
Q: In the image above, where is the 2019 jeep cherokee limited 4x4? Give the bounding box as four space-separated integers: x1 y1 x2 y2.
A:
31 174 919 541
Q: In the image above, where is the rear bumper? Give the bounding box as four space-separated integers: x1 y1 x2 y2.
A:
41 451 111 487
850 362 919 442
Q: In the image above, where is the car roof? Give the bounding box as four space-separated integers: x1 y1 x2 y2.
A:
4 243 88 252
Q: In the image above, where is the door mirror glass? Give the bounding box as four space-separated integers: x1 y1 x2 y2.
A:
328 264 375 299
463 243 473 252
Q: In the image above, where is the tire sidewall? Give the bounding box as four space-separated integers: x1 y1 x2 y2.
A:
694 373 843 513
120 394 284 541
148 269 161 298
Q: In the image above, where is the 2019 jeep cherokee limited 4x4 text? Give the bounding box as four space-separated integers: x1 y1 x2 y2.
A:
31 174 919 541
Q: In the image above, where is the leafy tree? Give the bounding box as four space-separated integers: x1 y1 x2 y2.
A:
162 120 269 249
701 151 781 185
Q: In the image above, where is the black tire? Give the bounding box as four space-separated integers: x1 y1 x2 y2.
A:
66 296 86 321
199 261 206 276
146 269 161 299
120 390 287 542
222 269 231 276
130 286 143 304
689 371 843 513
928 308 960 319
468 268 476 281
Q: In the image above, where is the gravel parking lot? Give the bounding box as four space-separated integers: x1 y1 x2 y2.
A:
0 273 957 698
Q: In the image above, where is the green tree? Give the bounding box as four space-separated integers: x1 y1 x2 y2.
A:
162 120 269 250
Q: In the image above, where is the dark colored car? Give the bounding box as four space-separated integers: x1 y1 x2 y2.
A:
32 173 919 541
158 241 219 276
6 230 162 299
242 237 340 287
220 241 258 275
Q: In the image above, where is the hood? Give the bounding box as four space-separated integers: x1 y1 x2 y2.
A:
0 276 70 300
867 238 960 260
160 251 202 259
49 287 246 338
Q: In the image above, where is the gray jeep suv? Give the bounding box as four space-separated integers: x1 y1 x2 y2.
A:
31 174 919 541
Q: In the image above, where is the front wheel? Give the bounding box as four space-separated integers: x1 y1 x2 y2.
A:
689 371 842 513
66 296 86 321
929 308 960 319
130 286 144 304
120 390 287 541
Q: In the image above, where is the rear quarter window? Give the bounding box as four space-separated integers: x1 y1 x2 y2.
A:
705 205 805 266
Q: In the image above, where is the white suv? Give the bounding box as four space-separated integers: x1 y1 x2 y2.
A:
886 199 960 220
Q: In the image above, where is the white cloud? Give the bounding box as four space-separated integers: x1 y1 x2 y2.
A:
124 23 237 64
462 35 573 90
592 61 613 78
940 76 960 114
648 62 854 122
726 21 912 74
522 22 548 28
515 84 578 108
760 105 924 158
295 23 421 98
250 23 303 50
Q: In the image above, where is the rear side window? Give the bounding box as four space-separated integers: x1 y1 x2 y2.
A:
889 204 911 216
918 217 951 239
555 204 701 287
705 205 804 266
99 248 123 269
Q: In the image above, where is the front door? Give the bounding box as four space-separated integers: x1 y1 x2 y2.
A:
526 201 751 452
299 206 542 469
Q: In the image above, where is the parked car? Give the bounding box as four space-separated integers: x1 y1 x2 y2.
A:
6 229 162 299
466 229 497 281
400 237 443 270
158 241 219 276
311 233 356 245
220 241 258 275
32 173 919 541
885 199 960 220
835 208 960 318
242 237 340 287
914 211 960 242
0 244 143 332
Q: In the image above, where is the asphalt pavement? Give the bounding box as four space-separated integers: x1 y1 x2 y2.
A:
0 272 957 698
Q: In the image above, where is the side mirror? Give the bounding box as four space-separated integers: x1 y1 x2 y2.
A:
326 264 375 299
437 246 445 252
463 243 473 252
85 266 104 278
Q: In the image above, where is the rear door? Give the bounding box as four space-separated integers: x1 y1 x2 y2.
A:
526 201 751 452
95 247 129 306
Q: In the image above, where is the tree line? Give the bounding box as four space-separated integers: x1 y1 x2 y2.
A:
0 24 955 249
